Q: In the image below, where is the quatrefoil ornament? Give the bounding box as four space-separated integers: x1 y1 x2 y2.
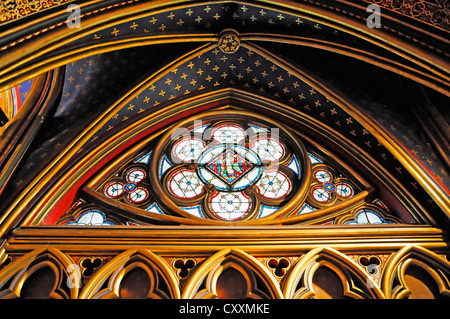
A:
308 164 355 207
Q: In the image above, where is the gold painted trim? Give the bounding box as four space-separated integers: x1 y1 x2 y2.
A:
240 33 450 96
79 248 180 299
0 0 193 78
256 0 450 76
0 1 449 95
0 35 218 92
6 225 448 255
0 69 63 196
0 246 79 299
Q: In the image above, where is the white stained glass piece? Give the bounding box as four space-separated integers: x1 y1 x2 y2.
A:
313 168 333 183
172 137 206 163
258 205 279 218
209 191 251 220
135 151 152 164
249 124 269 134
126 221 140 226
232 167 261 191
104 181 125 198
356 210 384 224
255 170 291 199
127 187 149 204
168 169 204 199
233 145 260 164
76 210 113 226
198 145 226 165
126 168 146 183
160 155 173 177
198 167 228 191
192 124 209 135
312 186 332 203
308 153 323 164
251 138 285 162
181 205 205 218
146 203 164 214
287 155 301 177
298 203 316 215
212 123 246 144
335 182 354 199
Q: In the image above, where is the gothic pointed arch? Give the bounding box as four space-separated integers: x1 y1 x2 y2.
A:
79 248 180 299
283 246 385 299
380 245 450 299
0 247 79 299
181 248 283 299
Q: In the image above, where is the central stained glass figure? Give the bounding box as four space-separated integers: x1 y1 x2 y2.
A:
164 122 298 221
205 150 253 184
197 144 262 192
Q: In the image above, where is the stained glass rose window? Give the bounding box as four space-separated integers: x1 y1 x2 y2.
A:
149 111 311 222
91 111 395 226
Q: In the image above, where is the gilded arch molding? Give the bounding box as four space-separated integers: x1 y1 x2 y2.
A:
380 245 450 299
0 247 79 299
79 248 180 299
0 1 448 97
0 68 65 196
181 248 284 299
282 246 385 299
